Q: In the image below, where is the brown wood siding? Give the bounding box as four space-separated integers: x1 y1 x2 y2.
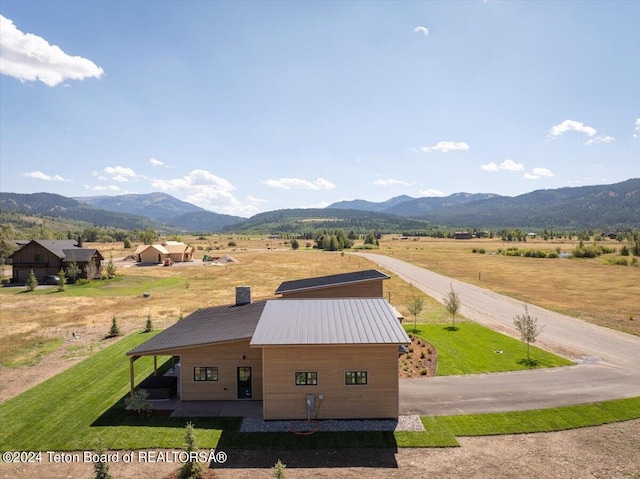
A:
261 344 399 420
280 280 384 299
10 243 62 283
178 340 263 400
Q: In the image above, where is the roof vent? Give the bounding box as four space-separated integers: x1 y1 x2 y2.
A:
236 286 252 306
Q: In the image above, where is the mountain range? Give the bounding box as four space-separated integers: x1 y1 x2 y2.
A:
1 178 639 234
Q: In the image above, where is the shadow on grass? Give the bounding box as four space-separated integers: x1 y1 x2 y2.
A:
516 358 541 368
444 326 459 332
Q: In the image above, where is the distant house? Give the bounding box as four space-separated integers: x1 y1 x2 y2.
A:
454 232 472 240
9 238 104 284
127 270 409 420
135 241 194 264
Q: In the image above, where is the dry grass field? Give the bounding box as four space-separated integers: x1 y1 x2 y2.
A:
374 235 640 336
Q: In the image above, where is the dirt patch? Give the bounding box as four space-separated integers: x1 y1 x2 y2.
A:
1 420 639 478
398 334 437 378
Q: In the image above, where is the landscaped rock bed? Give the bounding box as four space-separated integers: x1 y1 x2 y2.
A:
398 334 437 378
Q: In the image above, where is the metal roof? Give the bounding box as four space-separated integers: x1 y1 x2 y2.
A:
127 301 266 356
275 269 390 295
250 299 409 346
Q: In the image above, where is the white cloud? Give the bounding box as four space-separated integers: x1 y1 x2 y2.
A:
247 195 268 204
373 178 411 186
480 159 525 172
413 26 429 36
149 158 164 167
21 171 72 182
104 165 136 182
83 184 121 192
524 167 554 180
262 177 336 190
634 118 640 138
150 169 252 215
421 141 470 153
419 189 445 197
549 119 597 138
0 15 104 87
584 135 616 146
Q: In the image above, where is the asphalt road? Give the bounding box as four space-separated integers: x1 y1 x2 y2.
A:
358 253 640 415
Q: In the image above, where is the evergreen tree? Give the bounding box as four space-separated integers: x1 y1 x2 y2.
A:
26 269 38 292
93 437 114 479
177 422 203 479
108 315 121 338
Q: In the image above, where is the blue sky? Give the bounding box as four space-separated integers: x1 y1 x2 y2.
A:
1 1 639 217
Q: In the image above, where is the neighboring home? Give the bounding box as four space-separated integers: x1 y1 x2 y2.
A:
454 231 472 240
275 269 390 299
9 238 104 284
134 241 194 264
127 273 409 420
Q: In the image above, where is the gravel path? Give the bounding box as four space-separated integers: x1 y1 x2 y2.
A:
240 415 425 432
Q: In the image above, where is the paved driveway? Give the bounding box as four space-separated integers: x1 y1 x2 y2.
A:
358 253 640 415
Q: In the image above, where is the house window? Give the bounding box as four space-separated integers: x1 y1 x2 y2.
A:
34 254 42 262
345 371 368 385
194 367 218 381
295 372 318 386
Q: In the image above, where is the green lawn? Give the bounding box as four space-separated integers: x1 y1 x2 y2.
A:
408 323 574 375
0 330 636 452
0 275 185 298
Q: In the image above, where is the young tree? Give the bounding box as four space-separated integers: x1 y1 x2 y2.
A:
26 269 38 292
93 437 114 479
444 284 461 330
407 295 425 332
514 304 544 365
108 315 121 338
106 256 117 278
66 256 80 284
144 311 153 333
57 268 67 292
177 422 203 479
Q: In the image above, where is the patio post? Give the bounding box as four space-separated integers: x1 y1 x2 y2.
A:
154 355 158 376
129 356 139 396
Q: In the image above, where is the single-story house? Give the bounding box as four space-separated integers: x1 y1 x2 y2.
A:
135 241 194 264
127 270 409 420
275 269 390 299
9 238 104 284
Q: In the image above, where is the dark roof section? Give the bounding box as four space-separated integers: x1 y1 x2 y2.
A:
34 240 80 258
62 248 104 262
10 239 102 262
127 300 267 356
275 269 390 295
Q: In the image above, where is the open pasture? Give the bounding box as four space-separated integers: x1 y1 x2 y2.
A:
375 236 640 336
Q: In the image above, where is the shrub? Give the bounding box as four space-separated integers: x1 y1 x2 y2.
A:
93 437 114 479
272 459 287 479
125 389 151 416
227 240 237 247
57 269 67 292
420 350 426 359
478 248 486 254
75 278 91 286
419 368 428 376
620 245 630 256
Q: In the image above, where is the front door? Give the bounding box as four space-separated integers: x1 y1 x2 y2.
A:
237 366 252 399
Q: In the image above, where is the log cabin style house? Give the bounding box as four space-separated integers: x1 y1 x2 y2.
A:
127 269 409 420
9 238 104 284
